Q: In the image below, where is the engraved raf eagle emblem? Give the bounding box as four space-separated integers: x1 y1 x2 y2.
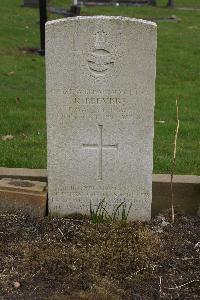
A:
87 30 115 76
87 49 114 75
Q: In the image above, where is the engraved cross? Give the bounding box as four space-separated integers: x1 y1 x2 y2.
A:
82 125 118 181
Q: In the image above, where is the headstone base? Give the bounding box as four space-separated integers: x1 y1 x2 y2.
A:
0 178 47 217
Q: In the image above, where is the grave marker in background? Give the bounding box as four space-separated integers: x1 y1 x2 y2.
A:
46 16 157 220
23 0 39 8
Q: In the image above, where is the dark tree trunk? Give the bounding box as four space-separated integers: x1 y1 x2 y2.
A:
38 0 47 56
167 0 174 7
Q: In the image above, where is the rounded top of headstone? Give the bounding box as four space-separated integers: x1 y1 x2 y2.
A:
46 16 157 28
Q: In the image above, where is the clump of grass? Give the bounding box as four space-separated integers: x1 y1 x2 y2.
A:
90 199 132 224
90 199 111 224
112 201 132 222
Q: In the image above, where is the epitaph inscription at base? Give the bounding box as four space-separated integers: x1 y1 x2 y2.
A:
46 16 157 220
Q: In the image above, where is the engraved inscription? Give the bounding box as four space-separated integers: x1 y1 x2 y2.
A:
74 96 125 105
63 88 132 95
54 184 149 197
82 125 118 180
64 88 136 121
87 29 115 76
87 49 115 76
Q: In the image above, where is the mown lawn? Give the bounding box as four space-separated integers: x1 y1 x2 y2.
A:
0 0 199 174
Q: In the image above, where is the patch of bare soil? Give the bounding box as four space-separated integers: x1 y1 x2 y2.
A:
19 47 38 54
0 211 199 299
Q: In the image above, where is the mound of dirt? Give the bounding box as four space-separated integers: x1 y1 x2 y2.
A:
0 211 199 299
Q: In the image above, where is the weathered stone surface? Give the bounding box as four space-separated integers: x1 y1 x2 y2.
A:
1 169 199 217
0 178 47 217
46 16 157 220
0 167 47 182
152 174 200 217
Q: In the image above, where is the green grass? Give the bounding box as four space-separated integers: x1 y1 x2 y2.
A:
0 0 199 174
90 199 132 223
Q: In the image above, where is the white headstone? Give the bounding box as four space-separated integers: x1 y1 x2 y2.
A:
46 16 157 220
